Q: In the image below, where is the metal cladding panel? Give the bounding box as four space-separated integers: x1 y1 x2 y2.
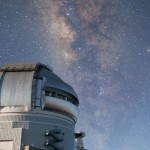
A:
43 96 79 119
0 141 13 150
45 79 77 96
0 71 34 110
0 128 22 150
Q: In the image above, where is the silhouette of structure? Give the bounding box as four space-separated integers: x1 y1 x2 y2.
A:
0 62 86 150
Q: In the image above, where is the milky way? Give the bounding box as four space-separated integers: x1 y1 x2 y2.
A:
0 0 150 150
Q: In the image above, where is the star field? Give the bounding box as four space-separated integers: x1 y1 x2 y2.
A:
0 0 150 150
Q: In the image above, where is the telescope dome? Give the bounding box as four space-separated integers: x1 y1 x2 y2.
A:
0 62 79 119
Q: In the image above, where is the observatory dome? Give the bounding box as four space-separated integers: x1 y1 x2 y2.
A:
0 62 79 120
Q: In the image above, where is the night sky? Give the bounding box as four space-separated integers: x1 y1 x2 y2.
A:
0 0 150 150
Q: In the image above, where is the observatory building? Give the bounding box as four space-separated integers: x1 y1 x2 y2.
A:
0 62 86 150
